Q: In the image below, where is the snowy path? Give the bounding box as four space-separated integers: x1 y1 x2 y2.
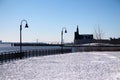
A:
0 52 120 80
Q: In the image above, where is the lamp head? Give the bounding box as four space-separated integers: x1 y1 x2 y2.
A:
65 29 67 33
25 23 28 28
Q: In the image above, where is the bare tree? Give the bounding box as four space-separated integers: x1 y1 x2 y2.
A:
94 24 104 40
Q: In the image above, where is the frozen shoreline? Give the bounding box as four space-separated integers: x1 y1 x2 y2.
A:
0 52 120 80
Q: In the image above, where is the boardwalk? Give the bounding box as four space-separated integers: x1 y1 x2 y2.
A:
0 52 120 80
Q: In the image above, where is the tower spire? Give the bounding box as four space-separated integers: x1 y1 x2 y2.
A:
77 25 79 34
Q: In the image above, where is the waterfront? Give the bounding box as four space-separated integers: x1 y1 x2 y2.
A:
0 46 62 53
0 52 120 80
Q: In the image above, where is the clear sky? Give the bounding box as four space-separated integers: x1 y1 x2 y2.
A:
0 0 120 43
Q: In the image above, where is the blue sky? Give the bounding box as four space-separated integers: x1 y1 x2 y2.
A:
0 0 120 43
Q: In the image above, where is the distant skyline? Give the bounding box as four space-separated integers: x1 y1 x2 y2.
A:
0 0 120 43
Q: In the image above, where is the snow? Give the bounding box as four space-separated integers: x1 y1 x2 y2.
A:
0 52 120 80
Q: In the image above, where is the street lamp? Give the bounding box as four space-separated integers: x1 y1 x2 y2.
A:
20 19 29 54
61 27 67 53
61 27 67 44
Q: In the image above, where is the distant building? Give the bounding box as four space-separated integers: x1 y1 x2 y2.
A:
74 26 94 44
110 38 120 44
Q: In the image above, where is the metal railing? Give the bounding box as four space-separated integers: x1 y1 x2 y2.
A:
0 48 72 64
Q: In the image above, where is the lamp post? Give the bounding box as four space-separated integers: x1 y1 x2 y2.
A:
20 20 29 54
61 27 67 53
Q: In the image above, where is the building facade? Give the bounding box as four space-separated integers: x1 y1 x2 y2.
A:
74 26 94 44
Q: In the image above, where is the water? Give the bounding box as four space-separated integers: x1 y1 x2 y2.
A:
0 52 120 80
0 46 62 53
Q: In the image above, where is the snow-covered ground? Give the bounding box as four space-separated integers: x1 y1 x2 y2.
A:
0 52 120 80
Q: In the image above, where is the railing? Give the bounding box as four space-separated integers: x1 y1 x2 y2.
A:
0 48 72 63
69 45 120 52
1 45 120 64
